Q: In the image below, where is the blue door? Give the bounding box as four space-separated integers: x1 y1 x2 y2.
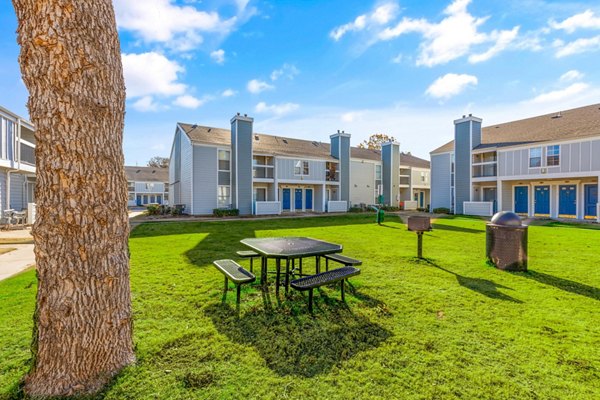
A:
282 189 291 210
534 186 550 215
157 195 162 205
136 195 142 206
295 189 303 210
559 185 577 216
419 192 424 208
514 186 528 214
305 189 313 210
585 185 598 218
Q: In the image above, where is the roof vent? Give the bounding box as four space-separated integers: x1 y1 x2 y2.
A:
462 115 466 118
312 141 318 146
254 134 259 141
136 169 141 173
152 170 156 174
551 111 562 119
282 139 288 144
244 114 247 117
468 113 472 117
191 124 198 129
207 128 211 132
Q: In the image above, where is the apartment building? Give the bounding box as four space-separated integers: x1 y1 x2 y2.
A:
0 106 36 217
125 166 169 207
169 113 430 215
430 104 600 222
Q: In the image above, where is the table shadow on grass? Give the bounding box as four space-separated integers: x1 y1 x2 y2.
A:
511 270 600 301
422 259 523 303
204 301 391 378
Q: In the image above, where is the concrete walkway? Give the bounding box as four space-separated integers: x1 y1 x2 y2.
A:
0 244 35 281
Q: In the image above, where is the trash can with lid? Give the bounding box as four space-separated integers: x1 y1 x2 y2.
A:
486 211 528 271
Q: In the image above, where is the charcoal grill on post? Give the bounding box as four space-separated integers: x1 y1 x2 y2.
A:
407 216 431 258
486 211 528 271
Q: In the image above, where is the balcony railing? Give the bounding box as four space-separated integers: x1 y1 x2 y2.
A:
472 164 497 178
253 166 274 179
399 176 410 185
326 170 339 182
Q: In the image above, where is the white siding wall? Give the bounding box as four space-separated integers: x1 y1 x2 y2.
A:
192 145 218 214
9 173 25 210
430 153 451 210
134 182 165 193
350 160 375 206
179 132 193 213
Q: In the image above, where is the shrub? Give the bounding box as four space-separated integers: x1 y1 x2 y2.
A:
433 207 450 214
146 204 160 215
380 206 400 211
212 208 240 217
348 206 364 213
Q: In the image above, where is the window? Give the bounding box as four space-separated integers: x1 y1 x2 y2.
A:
145 183 155 191
128 193 135 201
421 171 426 182
294 160 309 175
217 185 230 208
218 150 231 185
375 165 382 181
326 162 339 181
529 147 542 168
547 145 560 166
127 181 135 192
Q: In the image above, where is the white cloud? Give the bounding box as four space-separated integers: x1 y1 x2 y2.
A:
377 0 519 66
391 53 403 63
173 95 209 109
330 2 399 41
528 82 590 104
341 112 362 123
210 49 225 64
122 52 186 99
550 10 600 33
113 0 255 51
132 96 160 112
255 102 299 116
468 26 520 63
247 79 275 94
560 70 584 82
270 64 300 81
222 89 237 97
555 35 600 57
426 73 478 99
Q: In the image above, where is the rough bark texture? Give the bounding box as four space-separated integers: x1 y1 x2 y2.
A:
12 0 135 396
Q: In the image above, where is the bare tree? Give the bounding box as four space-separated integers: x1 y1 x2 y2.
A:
147 156 169 168
12 0 135 396
357 133 397 150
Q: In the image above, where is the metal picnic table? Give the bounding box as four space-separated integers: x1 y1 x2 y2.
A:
240 237 342 295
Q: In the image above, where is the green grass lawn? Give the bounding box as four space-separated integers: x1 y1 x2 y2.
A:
1 214 599 399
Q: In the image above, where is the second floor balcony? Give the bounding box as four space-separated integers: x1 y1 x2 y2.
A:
472 164 497 178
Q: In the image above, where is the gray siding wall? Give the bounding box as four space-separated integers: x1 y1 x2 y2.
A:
0 171 6 215
350 161 375 205
179 132 193 213
339 136 351 205
314 185 324 212
499 139 600 177
231 117 253 215
381 143 400 206
9 173 25 210
169 128 182 205
193 145 218 214
276 158 326 181
134 182 165 193
500 181 512 212
430 153 451 210
454 121 472 214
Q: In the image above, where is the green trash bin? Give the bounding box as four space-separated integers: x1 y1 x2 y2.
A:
376 208 384 225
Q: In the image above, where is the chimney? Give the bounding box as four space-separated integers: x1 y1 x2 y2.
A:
453 113 482 214
230 113 254 215
330 130 352 209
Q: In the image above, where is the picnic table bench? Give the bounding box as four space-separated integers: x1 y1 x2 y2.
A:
290 266 361 312
322 253 362 271
236 250 260 273
213 259 256 304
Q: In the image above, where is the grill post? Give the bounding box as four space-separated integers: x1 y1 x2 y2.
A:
417 232 423 259
408 216 431 259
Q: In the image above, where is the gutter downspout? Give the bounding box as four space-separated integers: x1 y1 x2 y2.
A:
5 118 22 213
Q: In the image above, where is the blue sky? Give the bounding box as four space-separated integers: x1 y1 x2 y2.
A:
1 0 600 164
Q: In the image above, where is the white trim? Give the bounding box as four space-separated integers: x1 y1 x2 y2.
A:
546 144 561 168
454 116 483 124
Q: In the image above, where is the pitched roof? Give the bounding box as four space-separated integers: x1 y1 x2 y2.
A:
401 152 430 168
179 123 336 160
431 103 600 154
179 123 431 168
124 166 168 182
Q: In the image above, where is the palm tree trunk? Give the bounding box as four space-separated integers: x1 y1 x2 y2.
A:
11 0 135 396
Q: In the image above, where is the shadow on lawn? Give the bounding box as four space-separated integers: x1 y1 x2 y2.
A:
423 259 523 303
204 301 391 378
431 223 485 234
512 270 600 302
